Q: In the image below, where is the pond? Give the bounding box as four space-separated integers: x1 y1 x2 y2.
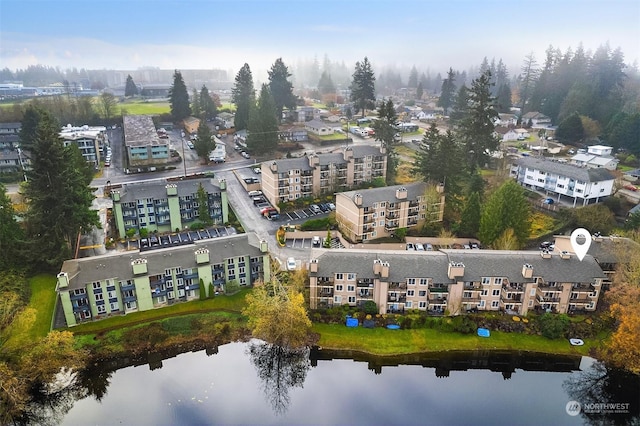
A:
27 341 640 426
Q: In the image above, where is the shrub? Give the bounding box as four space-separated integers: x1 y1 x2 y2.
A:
538 313 570 339
139 228 149 238
362 301 378 315
451 315 477 334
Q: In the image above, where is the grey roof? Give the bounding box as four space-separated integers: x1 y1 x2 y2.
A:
0 122 21 129
318 153 345 166
123 115 161 147
270 156 313 173
305 119 329 128
339 182 427 208
516 157 614 183
440 249 606 283
553 235 640 265
350 145 383 157
60 233 263 291
116 177 222 203
315 250 453 284
571 153 595 163
588 156 617 166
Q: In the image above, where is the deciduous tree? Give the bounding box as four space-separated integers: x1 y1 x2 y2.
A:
0 184 24 269
232 63 255 131
98 92 117 121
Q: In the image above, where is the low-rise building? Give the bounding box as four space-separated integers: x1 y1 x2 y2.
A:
60 124 108 168
335 182 445 243
511 157 614 206
305 119 335 136
56 233 270 326
123 115 170 166
111 177 228 238
308 249 606 316
261 145 387 208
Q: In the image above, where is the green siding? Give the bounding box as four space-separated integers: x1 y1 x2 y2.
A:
168 195 182 232
134 276 154 311
59 291 76 327
197 265 213 297
113 202 126 239
262 253 271 283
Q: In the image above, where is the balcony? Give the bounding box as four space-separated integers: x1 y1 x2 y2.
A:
317 288 334 297
385 221 399 231
537 295 561 303
357 290 374 299
388 294 407 303
428 294 448 302
501 293 523 302
428 286 449 293
389 282 407 289
462 294 481 302
363 216 374 224
357 279 374 287
502 283 524 292
464 283 481 290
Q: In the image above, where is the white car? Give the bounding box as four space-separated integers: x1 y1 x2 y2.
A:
286 257 296 271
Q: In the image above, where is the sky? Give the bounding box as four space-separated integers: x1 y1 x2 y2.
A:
1 0 639 77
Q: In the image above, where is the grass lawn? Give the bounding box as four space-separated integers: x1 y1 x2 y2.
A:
70 288 250 335
118 100 170 115
312 323 601 357
317 132 349 141
2 274 57 350
395 162 419 184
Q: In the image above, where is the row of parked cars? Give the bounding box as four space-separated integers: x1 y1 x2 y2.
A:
310 203 336 214
406 242 434 251
248 190 280 220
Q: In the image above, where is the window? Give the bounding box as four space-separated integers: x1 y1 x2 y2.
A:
166 280 173 288
491 300 499 308
530 288 536 296
406 301 412 308
110 302 119 311
481 289 488 296
167 291 175 299
107 291 117 299
347 273 355 280
178 289 185 297
418 301 426 308
528 300 534 307
492 289 500 296
348 296 356 303
481 277 490 285
97 305 106 314
373 203 378 209
418 290 426 297
419 278 428 286
336 273 344 280
407 278 416 285
95 293 104 301
479 300 486 308
165 268 172 277
336 285 343 291
125 301 137 310
463 291 472 298
407 290 415 297
494 278 503 285
334 295 342 304
379 221 384 227
227 258 234 265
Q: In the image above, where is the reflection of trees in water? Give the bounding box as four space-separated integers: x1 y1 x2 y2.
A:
563 360 640 425
248 342 310 415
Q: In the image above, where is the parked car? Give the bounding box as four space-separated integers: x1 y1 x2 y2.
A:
310 204 321 214
415 243 425 251
406 243 415 250
312 236 321 247
543 198 555 204
248 190 263 197
241 151 250 159
319 203 330 213
327 203 336 211
425 243 433 251
253 167 261 174
261 206 276 215
287 257 297 271
187 141 195 149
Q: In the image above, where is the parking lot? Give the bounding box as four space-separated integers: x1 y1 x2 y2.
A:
282 203 335 222
124 226 237 251
286 236 344 249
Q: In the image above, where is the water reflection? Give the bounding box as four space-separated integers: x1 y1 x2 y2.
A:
248 342 311 415
32 342 639 426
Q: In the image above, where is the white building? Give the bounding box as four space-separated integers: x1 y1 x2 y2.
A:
511 157 615 207
587 145 613 156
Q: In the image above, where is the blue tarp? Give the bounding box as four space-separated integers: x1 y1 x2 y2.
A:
346 317 359 327
386 324 400 330
477 328 490 338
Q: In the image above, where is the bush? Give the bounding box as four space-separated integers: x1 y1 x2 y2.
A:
362 301 378 315
538 313 570 339
451 315 477 334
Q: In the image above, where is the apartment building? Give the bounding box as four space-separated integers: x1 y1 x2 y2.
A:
56 233 270 326
261 145 387 209
335 182 445 243
308 249 606 316
511 157 614 206
111 177 228 238
60 125 108 168
123 115 170 166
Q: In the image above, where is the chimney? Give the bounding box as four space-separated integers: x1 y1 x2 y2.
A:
380 261 390 278
308 154 319 167
373 259 382 275
396 187 407 200
309 258 318 273
354 193 363 206
260 240 268 253
111 190 121 202
448 262 465 279
560 251 571 260
436 183 445 193
195 248 210 264
270 161 278 173
218 178 226 191
166 184 178 196
522 263 533 279
131 258 148 275
540 250 552 259
343 146 353 160
57 272 69 288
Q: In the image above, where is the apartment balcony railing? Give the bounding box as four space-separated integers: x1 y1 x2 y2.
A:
501 293 523 302
502 284 524 292
388 295 407 303
464 283 481 290
428 286 449 293
317 288 334 297
388 282 407 289
537 295 561 303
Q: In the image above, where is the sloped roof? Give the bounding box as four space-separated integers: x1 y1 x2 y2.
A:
516 157 614 183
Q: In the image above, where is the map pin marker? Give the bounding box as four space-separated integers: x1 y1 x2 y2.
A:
570 228 592 261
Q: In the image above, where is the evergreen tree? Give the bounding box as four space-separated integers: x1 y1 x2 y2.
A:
371 99 398 185
518 52 539 114
247 84 279 155
191 88 201 118
0 184 25 269
458 70 499 171
199 85 217 121
496 83 512 113
478 180 530 249
437 68 456 115
414 123 463 197
556 112 584 143
416 82 424 100
349 57 376 117
18 105 43 151
124 74 138 97
408 65 419 88
459 192 481 238
194 121 215 163
232 63 255 131
317 71 336 95
196 183 212 226
268 58 296 121
449 84 469 125
169 70 191 122
23 110 99 270
606 112 640 154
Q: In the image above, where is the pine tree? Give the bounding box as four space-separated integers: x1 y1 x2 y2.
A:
459 192 481 238
191 88 201 118
194 120 215 163
408 65 419 88
23 110 99 269
372 99 398 185
478 180 530 249
18 105 42 151
196 183 212 226
449 84 469 125
556 112 584 143
0 183 25 269
169 70 191 122
232 63 255 131
268 58 296 120
199 85 217 121
458 70 499 171
247 84 279 155
317 71 336 95
437 68 456 115
496 83 512 113
124 74 138 97
416 82 424 101
414 123 463 197
349 57 376 117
